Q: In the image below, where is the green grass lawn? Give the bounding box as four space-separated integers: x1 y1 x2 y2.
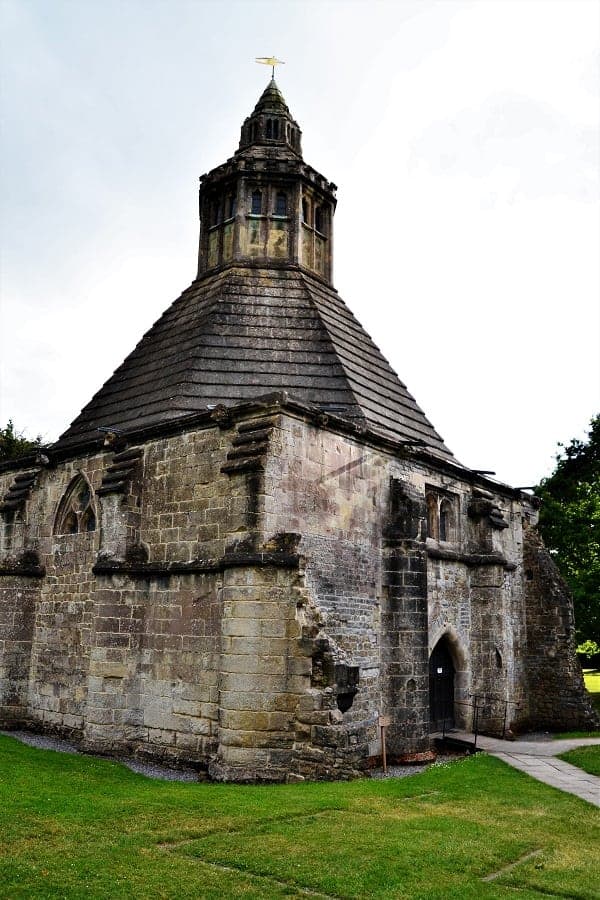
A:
1 735 599 899
584 668 600 714
559 745 600 777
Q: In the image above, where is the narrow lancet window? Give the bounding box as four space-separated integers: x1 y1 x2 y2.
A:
315 206 326 233
439 499 455 542
266 119 273 139
251 190 262 215
426 493 438 540
210 198 221 226
275 192 287 216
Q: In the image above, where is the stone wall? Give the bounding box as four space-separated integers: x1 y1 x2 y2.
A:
0 577 37 724
264 416 390 766
263 414 542 749
0 401 595 780
521 524 598 731
82 571 221 765
0 427 236 765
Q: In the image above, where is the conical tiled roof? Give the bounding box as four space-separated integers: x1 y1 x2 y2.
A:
251 77 290 115
237 76 302 156
55 267 454 460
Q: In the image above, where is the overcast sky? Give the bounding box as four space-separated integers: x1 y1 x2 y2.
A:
1 0 598 487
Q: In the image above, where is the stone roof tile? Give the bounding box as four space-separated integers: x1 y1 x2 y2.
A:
55 267 454 460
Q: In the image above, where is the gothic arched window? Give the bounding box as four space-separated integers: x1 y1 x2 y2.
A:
275 192 287 216
251 190 262 215
54 475 96 535
439 498 455 542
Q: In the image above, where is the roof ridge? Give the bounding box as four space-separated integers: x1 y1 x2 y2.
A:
298 272 370 428
299 271 453 457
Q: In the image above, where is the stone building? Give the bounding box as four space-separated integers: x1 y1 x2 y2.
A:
0 78 595 781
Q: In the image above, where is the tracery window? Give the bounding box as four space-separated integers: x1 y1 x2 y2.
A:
54 475 96 535
426 490 458 543
251 190 262 215
275 192 287 216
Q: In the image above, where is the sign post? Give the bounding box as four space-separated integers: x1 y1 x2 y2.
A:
378 715 392 774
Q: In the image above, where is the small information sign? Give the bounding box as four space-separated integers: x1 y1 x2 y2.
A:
378 715 392 728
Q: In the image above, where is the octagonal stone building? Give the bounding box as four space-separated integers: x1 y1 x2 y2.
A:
0 78 595 781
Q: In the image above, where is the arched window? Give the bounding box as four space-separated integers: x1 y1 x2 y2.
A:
210 198 221 226
266 119 273 139
275 192 287 216
439 498 455 542
251 190 262 215
315 206 326 233
426 493 438 540
54 475 96 535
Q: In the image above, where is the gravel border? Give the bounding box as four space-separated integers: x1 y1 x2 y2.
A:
369 753 468 779
1 730 200 782
2 729 468 783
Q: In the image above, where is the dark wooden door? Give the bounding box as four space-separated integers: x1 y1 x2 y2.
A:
429 640 455 731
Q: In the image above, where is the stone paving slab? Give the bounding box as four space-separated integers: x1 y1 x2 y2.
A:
493 753 599 806
434 730 600 807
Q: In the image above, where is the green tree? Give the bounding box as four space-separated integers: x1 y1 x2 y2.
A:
536 414 600 643
0 420 43 462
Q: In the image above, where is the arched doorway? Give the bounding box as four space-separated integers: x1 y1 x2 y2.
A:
429 636 455 731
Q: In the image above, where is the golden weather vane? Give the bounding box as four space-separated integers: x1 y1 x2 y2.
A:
255 56 285 78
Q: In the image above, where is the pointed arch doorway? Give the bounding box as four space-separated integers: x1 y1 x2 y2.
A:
429 636 455 732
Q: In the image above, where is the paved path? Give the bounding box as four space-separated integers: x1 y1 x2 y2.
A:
435 731 600 807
